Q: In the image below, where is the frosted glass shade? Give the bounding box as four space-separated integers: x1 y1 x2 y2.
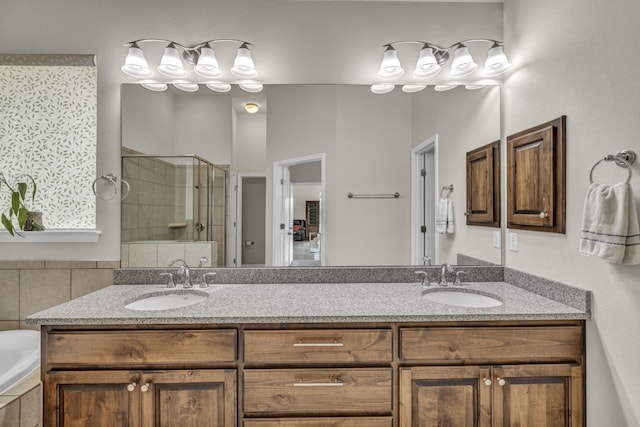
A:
449 45 478 78
231 44 257 78
194 45 222 78
206 82 232 92
483 45 511 76
173 82 199 92
414 47 441 78
238 81 263 93
377 46 404 79
121 45 152 78
140 83 168 91
402 84 427 93
157 44 186 78
370 83 395 94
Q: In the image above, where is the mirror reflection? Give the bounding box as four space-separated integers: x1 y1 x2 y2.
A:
121 84 501 268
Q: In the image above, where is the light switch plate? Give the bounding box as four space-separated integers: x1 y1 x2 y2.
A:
509 232 519 251
493 230 501 248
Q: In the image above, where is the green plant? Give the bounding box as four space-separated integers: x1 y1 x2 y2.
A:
0 172 40 236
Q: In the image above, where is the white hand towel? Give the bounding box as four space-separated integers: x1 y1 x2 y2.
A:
579 182 640 265
446 198 455 234
435 198 448 234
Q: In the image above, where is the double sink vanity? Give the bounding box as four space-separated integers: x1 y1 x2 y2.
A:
28 265 590 426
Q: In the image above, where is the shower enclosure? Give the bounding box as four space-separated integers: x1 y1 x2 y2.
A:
121 154 228 267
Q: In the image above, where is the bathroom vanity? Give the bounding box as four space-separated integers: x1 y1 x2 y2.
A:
30 279 589 426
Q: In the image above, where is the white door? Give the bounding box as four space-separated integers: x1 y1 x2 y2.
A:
411 136 437 265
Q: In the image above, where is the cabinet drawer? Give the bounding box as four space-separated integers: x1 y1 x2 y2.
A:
244 329 392 364
46 329 237 367
244 417 392 427
400 326 582 364
244 368 392 415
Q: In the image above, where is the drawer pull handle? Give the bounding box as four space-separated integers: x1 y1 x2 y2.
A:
293 342 344 347
497 377 506 386
126 383 136 392
140 383 150 392
483 378 492 386
293 379 344 387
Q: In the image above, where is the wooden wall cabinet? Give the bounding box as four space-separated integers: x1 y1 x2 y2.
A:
507 116 566 233
466 140 500 227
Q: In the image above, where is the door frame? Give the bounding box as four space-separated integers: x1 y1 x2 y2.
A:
411 135 438 265
234 172 267 267
273 153 326 266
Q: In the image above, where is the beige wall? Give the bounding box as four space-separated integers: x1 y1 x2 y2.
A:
0 261 117 331
504 0 640 425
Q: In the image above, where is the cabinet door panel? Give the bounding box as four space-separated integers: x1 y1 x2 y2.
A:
492 364 583 427
244 417 392 427
45 370 140 427
466 141 499 227
399 366 491 427
141 370 236 427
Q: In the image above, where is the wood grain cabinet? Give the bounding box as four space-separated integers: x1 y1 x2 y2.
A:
507 116 566 233
466 140 500 227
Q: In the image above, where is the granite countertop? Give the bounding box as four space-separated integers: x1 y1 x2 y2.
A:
27 281 589 325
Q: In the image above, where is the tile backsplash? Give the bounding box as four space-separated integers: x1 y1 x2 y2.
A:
0 260 118 330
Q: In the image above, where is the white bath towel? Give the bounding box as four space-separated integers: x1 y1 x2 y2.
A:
579 182 640 265
436 198 454 234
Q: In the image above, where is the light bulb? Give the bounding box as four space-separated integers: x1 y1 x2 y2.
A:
377 45 404 80
414 46 441 79
121 43 152 78
245 102 259 113
194 44 222 78
483 44 511 76
157 43 186 78
370 83 395 94
449 45 478 78
231 43 257 78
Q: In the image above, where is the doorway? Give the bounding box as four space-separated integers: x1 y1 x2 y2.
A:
236 174 266 267
411 135 438 265
273 154 325 266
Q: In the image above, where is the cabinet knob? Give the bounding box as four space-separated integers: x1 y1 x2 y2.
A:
483 378 492 386
464 212 470 216
126 383 136 392
539 212 549 219
140 383 150 393
497 377 506 386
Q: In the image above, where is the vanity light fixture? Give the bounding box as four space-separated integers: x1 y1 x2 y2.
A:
434 84 457 92
401 84 427 93
244 102 259 113
121 38 262 93
371 39 510 94
370 83 395 94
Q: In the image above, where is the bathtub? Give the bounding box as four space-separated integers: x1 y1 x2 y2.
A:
0 330 40 395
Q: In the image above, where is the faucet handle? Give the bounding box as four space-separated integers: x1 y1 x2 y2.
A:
198 256 209 267
414 271 429 287
160 272 176 288
201 272 217 288
454 271 467 286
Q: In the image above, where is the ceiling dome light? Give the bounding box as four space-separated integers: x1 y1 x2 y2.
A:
206 82 232 92
482 43 511 76
402 84 427 93
121 43 152 78
245 102 259 113
377 45 404 80
370 83 395 94
434 84 457 92
157 43 186 78
173 82 199 92
194 43 222 78
449 44 477 78
231 43 257 78
140 82 168 92
414 45 441 79
239 81 263 93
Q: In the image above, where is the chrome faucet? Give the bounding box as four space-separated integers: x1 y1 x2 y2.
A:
422 256 432 266
169 259 193 288
439 263 454 286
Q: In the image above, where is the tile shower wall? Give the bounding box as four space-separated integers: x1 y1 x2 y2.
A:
0 261 118 330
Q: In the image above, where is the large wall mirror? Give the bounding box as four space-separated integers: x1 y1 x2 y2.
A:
0 54 97 233
121 84 501 268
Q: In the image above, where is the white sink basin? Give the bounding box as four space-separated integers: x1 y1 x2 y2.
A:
125 290 209 311
422 289 503 308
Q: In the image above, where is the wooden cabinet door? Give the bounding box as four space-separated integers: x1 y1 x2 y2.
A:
492 364 583 427
466 141 500 227
399 366 492 427
140 369 236 427
44 370 141 427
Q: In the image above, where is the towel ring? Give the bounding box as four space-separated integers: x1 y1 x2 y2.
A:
589 155 632 184
92 173 131 200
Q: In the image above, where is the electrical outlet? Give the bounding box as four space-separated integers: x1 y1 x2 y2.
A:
509 232 519 251
493 230 501 248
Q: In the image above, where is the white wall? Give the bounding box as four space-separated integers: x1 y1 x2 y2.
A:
504 0 640 425
293 185 321 220
234 113 266 174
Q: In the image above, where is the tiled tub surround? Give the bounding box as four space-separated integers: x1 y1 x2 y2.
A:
120 241 217 268
28 266 590 325
0 372 40 427
0 261 118 331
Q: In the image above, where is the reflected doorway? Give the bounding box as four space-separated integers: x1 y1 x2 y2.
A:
411 135 438 265
236 174 266 267
273 154 325 266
